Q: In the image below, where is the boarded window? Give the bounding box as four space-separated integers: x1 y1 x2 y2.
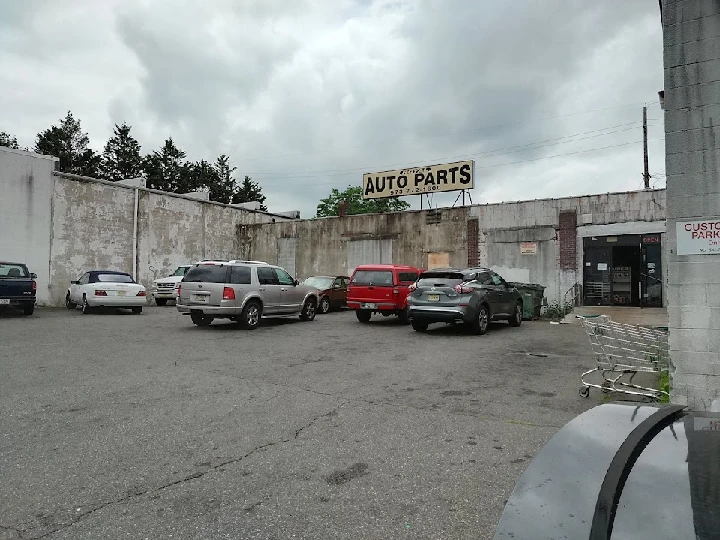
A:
347 239 392 274
427 251 450 269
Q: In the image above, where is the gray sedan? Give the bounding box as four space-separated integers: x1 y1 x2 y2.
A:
406 267 523 334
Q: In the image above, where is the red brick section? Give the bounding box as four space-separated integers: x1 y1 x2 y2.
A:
467 218 479 266
558 211 577 270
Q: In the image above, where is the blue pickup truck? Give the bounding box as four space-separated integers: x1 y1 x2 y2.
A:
0 261 37 315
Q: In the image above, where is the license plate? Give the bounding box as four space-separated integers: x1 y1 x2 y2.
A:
427 294 440 302
116 290 126 296
193 294 208 302
361 303 377 309
0 299 9 305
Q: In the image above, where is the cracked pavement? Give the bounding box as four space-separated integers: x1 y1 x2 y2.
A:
0 307 603 539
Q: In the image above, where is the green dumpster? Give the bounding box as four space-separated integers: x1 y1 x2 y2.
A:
507 283 546 319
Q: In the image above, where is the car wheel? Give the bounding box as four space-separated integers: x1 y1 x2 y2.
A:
319 296 331 314
509 301 522 327
411 320 428 332
132 306 142 315
190 313 214 327
65 293 77 310
239 302 261 330
356 310 371 323
82 296 92 315
300 298 317 321
23 304 34 316
470 305 489 335
155 298 167 307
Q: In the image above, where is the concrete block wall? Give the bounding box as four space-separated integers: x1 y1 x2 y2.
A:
663 0 720 409
244 208 470 279
0 148 291 306
0 148 58 305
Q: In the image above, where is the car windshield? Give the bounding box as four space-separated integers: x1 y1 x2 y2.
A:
417 271 465 288
351 270 394 286
183 265 228 283
173 266 189 277
303 277 334 289
97 273 134 283
0 263 29 278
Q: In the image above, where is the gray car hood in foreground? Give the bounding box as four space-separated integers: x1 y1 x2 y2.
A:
494 402 720 540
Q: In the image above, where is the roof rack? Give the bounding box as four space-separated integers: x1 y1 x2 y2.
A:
228 260 269 265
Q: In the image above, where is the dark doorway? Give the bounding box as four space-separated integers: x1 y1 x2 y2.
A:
582 234 663 307
611 246 641 306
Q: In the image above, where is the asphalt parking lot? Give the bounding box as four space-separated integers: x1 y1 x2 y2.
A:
1 306 603 539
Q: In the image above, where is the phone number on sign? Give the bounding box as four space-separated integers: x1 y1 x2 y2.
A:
388 186 443 196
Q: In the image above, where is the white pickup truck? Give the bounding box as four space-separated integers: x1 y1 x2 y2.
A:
151 265 192 306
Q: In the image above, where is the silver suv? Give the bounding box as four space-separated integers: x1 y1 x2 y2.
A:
176 260 319 329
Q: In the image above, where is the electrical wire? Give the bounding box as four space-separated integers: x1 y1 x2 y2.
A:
250 122 643 181
232 100 658 164
261 138 663 189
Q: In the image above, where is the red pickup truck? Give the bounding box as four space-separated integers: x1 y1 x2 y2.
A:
346 264 422 324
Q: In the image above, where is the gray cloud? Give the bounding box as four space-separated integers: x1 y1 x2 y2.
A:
0 0 664 216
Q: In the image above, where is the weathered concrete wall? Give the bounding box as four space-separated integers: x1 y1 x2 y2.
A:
0 148 58 304
469 190 667 304
244 208 470 279
48 174 288 305
663 0 720 409
242 190 666 307
1 149 291 306
49 175 136 305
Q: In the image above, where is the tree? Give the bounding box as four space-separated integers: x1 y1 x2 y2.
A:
0 131 20 149
232 175 267 211
316 185 410 217
34 111 101 176
101 123 143 181
142 138 188 192
210 155 239 204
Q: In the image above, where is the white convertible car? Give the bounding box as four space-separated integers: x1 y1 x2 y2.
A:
65 270 147 314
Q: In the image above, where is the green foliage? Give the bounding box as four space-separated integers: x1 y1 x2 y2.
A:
34 111 101 176
232 175 268 211
101 123 143 181
316 185 410 217
143 138 188 192
30 111 268 209
0 131 21 149
542 301 574 321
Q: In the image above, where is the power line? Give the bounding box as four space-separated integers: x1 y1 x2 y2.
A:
232 100 657 164
261 138 663 189
251 122 643 181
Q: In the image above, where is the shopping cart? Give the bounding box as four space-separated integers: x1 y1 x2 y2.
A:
577 315 669 400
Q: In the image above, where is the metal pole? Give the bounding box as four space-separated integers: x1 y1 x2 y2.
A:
643 106 650 189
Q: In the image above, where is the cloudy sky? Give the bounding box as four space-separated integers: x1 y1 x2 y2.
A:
1 0 665 217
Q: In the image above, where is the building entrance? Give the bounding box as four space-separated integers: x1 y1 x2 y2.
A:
582 234 663 307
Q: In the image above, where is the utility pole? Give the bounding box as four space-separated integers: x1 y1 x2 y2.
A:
643 106 650 189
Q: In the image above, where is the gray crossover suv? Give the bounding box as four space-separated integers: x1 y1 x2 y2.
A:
176 260 319 329
406 267 523 334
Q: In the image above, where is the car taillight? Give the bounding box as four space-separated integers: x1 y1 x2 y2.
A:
177 284 181 296
32 281 37 291
393 288 399 295
94 290 107 296
223 286 235 300
136 291 146 296
453 283 474 294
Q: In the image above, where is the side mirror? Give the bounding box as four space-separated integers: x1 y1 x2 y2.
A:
294 279 299 286
30 273 37 279
71 280 79 285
